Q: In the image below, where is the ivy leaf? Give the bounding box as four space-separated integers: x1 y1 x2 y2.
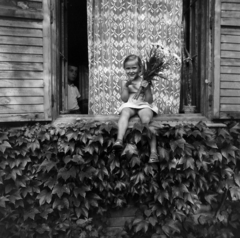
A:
23 208 40 221
135 221 149 233
205 194 217 204
144 209 152 217
0 141 12 153
213 152 222 162
133 123 145 133
234 172 240 187
130 156 141 167
0 196 9 207
37 190 52 206
92 135 104 145
0 132 8 142
8 190 22 204
39 160 57 172
73 186 90 198
205 141 218 149
52 184 70 198
149 217 158 226
58 167 77 181
158 147 169 161
27 140 40 152
121 143 138 159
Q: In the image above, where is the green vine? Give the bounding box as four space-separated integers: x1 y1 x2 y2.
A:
0 121 240 238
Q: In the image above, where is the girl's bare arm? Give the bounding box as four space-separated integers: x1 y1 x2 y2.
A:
121 80 130 102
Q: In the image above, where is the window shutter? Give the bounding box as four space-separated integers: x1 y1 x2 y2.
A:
213 0 240 119
0 0 52 122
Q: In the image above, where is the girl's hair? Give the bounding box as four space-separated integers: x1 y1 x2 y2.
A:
123 54 142 69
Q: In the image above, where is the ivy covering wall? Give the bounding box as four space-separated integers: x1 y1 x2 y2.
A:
0 121 240 238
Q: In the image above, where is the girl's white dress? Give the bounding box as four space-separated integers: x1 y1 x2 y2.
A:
118 79 158 114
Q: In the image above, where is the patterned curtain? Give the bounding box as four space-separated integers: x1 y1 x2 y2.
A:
87 0 182 115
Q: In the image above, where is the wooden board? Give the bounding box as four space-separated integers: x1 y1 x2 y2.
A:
221 28 240 36
0 104 44 113
0 79 43 88
221 82 240 89
222 3 240 11
221 11 240 18
220 89 240 97
221 66 240 74
221 51 240 59
0 71 43 79
221 35 240 44
0 113 45 122
221 74 240 81
221 59 240 66
0 19 42 29
0 54 43 62
221 18 240 26
0 36 42 46
220 97 240 104
0 88 43 96
0 62 43 71
0 45 42 54
0 27 42 37
221 43 240 51
221 104 240 111
0 96 43 105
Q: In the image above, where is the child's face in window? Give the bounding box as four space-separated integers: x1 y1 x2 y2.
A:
68 65 78 83
124 59 141 81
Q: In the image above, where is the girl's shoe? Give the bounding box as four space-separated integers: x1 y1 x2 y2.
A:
113 139 123 150
149 152 159 163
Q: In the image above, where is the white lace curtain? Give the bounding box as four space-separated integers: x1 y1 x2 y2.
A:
87 0 182 115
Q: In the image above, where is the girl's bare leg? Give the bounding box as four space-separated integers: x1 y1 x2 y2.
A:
117 108 136 141
138 108 158 155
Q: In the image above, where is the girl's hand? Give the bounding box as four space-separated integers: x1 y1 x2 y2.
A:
125 80 132 87
141 80 149 88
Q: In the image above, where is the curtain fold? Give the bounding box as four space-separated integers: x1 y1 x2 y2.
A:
87 0 182 115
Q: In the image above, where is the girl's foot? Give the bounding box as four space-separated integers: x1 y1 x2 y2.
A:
113 139 124 150
149 152 159 163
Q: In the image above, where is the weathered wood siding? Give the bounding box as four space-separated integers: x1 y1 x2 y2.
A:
217 0 240 118
0 0 51 122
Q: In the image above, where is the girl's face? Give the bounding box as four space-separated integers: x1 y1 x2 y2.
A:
124 59 141 80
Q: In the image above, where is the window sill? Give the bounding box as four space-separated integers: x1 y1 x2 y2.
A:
53 114 226 128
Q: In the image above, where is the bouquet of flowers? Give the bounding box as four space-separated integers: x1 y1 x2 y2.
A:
133 44 181 100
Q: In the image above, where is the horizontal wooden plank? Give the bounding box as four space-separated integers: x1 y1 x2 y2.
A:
0 79 43 88
221 104 240 111
0 113 45 122
0 104 44 113
110 207 138 218
222 18 240 26
221 81 240 88
0 36 42 46
221 28 240 36
0 71 43 79
221 58 240 66
221 11 240 18
221 97 240 104
0 88 43 96
0 7 43 20
221 35 240 44
0 44 42 54
221 74 240 81
0 62 43 71
0 26 42 37
0 96 43 105
221 43 240 51
222 3 240 11
0 53 43 63
220 111 240 119
222 0 240 2
0 19 42 29
221 89 240 97
221 51 240 58
221 66 240 74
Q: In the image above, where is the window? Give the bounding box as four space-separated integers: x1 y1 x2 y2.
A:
57 0 209 116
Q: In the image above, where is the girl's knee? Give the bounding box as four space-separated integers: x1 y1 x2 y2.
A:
141 116 152 124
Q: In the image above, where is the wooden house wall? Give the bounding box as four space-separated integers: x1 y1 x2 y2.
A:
218 0 240 118
0 0 51 122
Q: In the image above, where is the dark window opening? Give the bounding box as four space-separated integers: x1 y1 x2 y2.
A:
67 0 89 114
